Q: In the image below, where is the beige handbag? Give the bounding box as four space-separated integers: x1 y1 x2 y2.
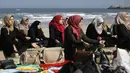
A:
0 51 5 61
20 48 44 64
41 47 64 64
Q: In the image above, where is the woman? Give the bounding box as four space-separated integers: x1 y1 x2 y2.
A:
48 15 65 47
28 21 48 47
18 16 30 40
64 15 105 60
63 17 69 28
115 12 130 50
86 16 115 47
0 14 39 57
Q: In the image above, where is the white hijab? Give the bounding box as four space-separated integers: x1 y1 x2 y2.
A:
115 12 130 30
92 16 104 34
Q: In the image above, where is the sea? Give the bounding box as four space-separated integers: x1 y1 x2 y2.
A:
0 8 130 28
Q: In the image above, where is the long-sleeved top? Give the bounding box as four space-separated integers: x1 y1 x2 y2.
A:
111 24 118 35
117 24 130 50
0 26 31 57
48 24 63 47
86 23 111 40
28 28 47 42
64 25 99 60
17 24 30 37
86 23 115 47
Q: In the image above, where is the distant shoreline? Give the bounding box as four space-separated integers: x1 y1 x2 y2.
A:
108 6 130 9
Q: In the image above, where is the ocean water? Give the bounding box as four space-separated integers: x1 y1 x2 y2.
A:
0 8 130 27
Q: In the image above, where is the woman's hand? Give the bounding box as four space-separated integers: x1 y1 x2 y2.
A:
25 37 31 40
97 36 102 40
31 43 40 48
112 35 117 38
99 40 105 47
13 45 18 52
83 42 89 46
55 39 60 43
99 40 105 44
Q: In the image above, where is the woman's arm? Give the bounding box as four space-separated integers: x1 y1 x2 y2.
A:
65 26 83 45
28 29 37 42
81 30 99 44
49 25 57 42
1 28 13 44
118 24 130 40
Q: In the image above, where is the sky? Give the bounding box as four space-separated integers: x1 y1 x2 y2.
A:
0 0 129 8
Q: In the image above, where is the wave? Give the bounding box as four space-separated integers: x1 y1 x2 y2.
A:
0 12 130 24
22 13 104 22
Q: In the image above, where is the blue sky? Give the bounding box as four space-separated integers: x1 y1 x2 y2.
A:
0 0 129 8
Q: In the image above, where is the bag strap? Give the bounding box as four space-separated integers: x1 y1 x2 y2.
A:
56 49 63 62
32 50 41 64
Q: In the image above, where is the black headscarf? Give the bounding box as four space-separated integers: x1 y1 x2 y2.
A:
29 21 41 31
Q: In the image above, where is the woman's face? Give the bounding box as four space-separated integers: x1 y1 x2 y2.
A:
124 15 129 23
79 20 83 28
24 19 29 25
59 17 64 24
9 16 14 26
37 23 41 29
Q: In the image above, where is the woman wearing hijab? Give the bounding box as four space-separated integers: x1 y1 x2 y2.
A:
48 15 65 47
0 14 39 57
18 16 30 40
86 16 115 47
63 17 69 28
115 12 130 50
28 21 48 47
64 15 105 60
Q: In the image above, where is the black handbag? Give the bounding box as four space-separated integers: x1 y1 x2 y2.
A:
0 59 16 69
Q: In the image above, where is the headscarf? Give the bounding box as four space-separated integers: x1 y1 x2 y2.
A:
20 16 28 24
30 21 41 30
68 15 83 39
92 16 104 34
115 12 130 30
3 14 14 31
49 15 65 42
28 21 41 38
63 17 69 28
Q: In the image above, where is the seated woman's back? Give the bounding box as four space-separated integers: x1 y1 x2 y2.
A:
114 12 130 50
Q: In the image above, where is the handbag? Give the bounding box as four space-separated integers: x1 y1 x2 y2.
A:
0 51 5 61
20 48 44 64
74 49 93 62
41 47 64 64
0 59 16 69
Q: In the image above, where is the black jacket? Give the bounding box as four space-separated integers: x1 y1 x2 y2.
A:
28 28 47 42
64 25 99 60
86 23 115 47
117 24 130 50
48 25 63 47
0 27 31 57
86 23 110 40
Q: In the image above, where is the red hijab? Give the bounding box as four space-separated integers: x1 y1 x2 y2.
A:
49 15 65 42
68 15 82 39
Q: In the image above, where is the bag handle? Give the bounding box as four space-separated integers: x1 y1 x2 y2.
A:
56 49 63 62
32 50 41 64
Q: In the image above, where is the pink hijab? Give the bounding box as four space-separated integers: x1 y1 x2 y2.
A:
68 15 83 39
